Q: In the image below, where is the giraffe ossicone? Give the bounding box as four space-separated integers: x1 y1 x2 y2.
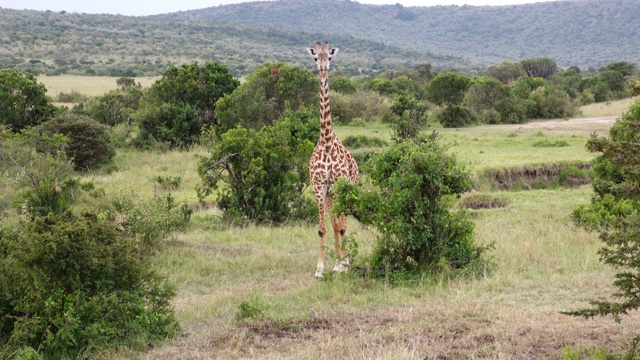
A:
307 41 359 278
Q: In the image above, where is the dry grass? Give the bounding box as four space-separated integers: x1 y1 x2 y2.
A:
578 97 638 119
37 75 158 97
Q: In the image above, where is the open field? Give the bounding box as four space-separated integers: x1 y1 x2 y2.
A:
77 110 640 359
37 75 159 97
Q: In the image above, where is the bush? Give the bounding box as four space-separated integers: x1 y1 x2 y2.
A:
390 95 428 142
436 104 475 128
0 211 178 358
0 129 77 218
86 87 143 126
197 107 316 224
35 113 116 170
333 133 487 276
331 91 392 124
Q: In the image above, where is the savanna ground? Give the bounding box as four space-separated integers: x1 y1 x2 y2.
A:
47 76 639 359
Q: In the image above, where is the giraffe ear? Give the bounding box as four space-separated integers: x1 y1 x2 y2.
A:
307 48 317 56
329 48 339 56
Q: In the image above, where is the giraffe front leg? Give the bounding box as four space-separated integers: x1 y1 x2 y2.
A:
327 195 349 273
315 197 326 278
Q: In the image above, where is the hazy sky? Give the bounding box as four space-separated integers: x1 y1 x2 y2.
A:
0 0 556 16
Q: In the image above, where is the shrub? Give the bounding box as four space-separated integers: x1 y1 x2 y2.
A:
0 129 77 218
35 113 116 170
436 104 475 128
197 108 316 224
0 211 178 358
134 103 202 149
331 91 392 124
333 133 487 276
390 96 428 142
86 86 143 126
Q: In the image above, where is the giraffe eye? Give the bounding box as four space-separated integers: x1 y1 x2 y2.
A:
314 57 318 61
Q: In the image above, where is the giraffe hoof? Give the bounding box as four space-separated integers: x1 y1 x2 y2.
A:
333 261 349 273
314 271 324 279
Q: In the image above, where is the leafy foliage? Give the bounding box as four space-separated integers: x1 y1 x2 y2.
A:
135 62 239 148
0 211 178 358
0 68 56 132
435 104 475 128
35 113 116 170
425 71 471 106
333 134 485 276
389 95 428 142
214 62 317 135
196 107 316 224
0 129 76 218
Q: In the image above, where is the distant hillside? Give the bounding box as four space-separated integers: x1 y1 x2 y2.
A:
164 0 640 69
0 7 466 77
1 0 638 77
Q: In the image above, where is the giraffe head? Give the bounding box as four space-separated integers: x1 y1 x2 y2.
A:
307 41 339 78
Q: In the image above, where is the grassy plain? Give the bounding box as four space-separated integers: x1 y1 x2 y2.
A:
76 98 640 359
26 77 639 358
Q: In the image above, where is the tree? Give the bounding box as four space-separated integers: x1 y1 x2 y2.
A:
424 71 471 106
520 58 558 79
390 95 428 142
464 76 524 123
151 62 239 126
215 62 317 135
136 62 239 148
0 68 56 132
601 61 637 77
486 60 526 84
599 70 626 93
86 86 144 126
567 99 640 354
331 76 357 94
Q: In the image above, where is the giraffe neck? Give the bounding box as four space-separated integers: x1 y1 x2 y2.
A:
319 75 334 144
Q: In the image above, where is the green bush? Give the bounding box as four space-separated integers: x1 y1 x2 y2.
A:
0 129 77 218
0 211 178 358
333 134 487 276
197 107 316 224
135 103 202 149
436 104 475 128
86 87 143 126
35 113 116 170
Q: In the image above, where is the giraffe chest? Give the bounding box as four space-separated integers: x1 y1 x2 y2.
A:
310 145 350 184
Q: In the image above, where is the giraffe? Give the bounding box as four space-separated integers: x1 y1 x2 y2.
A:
307 41 359 278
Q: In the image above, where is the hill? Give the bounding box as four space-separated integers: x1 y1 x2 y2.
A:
0 7 465 77
164 0 640 70
1 0 639 77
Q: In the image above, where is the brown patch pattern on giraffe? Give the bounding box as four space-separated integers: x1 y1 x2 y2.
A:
307 41 359 278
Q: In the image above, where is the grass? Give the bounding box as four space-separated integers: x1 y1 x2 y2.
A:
80 104 640 359
578 96 638 118
37 75 159 97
